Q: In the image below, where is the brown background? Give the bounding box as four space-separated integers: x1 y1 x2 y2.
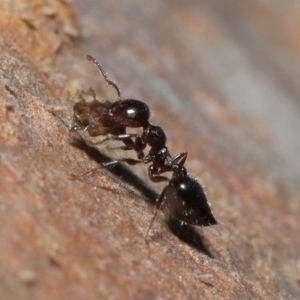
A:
0 0 300 299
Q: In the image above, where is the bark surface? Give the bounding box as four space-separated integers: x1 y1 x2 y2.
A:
0 0 299 299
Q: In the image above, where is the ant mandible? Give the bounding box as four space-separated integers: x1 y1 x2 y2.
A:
71 55 217 241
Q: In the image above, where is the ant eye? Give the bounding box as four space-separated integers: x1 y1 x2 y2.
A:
164 176 217 226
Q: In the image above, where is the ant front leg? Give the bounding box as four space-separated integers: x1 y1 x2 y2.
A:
88 133 139 146
89 134 147 159
111 134 146 159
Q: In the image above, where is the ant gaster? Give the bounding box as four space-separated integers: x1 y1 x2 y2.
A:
71 55 217 241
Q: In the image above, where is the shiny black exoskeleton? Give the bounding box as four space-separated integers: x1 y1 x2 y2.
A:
71 55 217 240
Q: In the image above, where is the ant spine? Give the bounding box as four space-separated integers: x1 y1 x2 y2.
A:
71 55 217 242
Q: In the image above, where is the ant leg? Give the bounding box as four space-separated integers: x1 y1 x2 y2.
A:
106 145 132 151
149 152 187 179
72 157 144 179
167 152 188 166
145 183 170 244
88 134 139 146
86 55 121 99
146 164 169 182
99 135 146 159
149 173 169 183
145 210 158 245
105 146 146 162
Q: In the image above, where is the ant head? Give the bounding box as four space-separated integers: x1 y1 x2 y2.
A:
164 174 217 226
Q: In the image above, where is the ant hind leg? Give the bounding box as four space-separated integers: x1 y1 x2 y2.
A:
145 181 170 244
72 157 144 179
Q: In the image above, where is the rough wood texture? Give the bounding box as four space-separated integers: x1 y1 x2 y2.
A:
1 0 300 299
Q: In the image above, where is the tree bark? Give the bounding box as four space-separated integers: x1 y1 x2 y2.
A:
0 0 299 299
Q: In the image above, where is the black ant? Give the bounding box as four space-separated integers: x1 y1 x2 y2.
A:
71 55 217 241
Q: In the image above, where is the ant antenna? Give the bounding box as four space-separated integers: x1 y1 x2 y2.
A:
86 55 121 99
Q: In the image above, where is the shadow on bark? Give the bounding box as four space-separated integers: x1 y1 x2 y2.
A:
71 137 213 256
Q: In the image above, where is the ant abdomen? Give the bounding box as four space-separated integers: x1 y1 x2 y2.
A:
164 175 218 226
